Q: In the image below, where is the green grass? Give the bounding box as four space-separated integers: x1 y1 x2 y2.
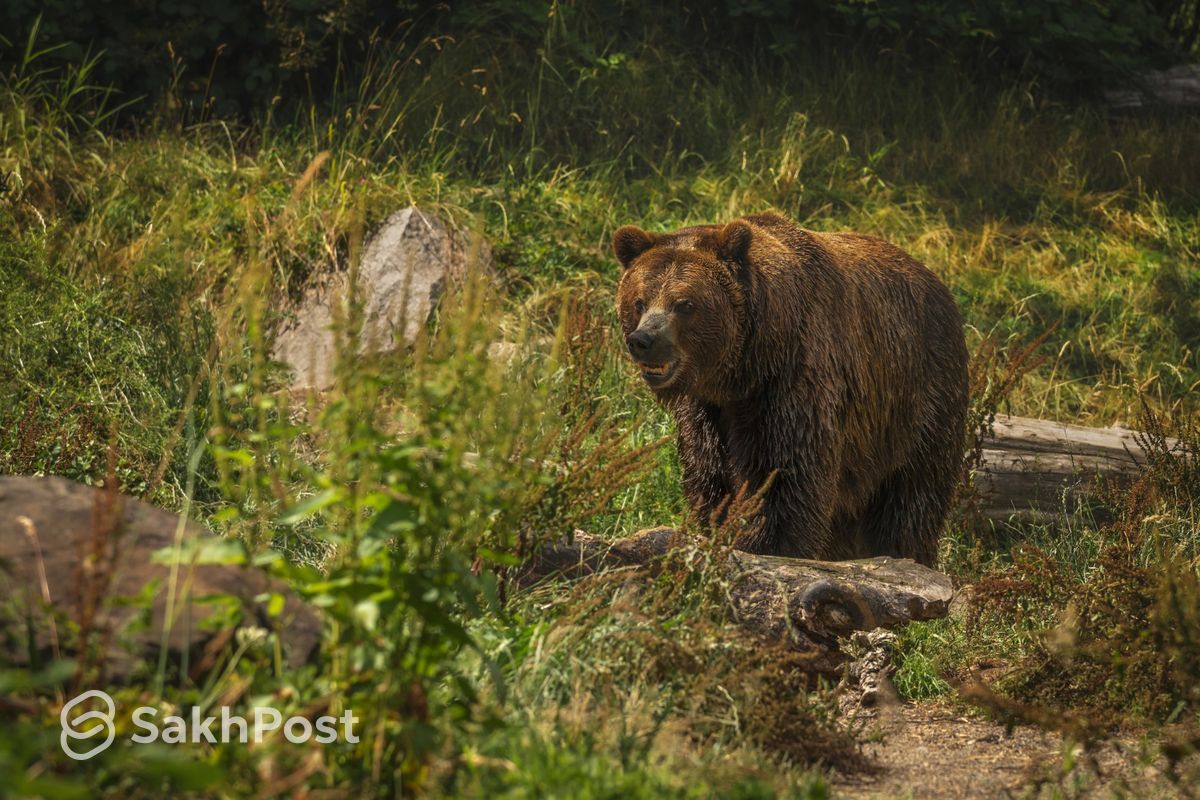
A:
891 621 957 701
2 14 1200 797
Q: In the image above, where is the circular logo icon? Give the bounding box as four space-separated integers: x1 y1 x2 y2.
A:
60 689 116 761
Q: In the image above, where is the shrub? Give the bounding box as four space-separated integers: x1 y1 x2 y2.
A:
966 405 1200 727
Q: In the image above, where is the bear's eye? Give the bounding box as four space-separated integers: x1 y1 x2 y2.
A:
674 299 695 315
634 299 646 316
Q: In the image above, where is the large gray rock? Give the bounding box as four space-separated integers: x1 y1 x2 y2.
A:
273 207 493 390
0 476 321 680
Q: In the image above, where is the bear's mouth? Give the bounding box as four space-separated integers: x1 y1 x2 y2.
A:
639 360 677 387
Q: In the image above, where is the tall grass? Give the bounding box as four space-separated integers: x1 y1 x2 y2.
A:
5 20 1198 494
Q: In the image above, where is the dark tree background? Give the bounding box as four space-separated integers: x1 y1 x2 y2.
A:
1 1 1197 119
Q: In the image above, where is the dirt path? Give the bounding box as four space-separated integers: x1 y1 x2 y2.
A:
831 701 1187 799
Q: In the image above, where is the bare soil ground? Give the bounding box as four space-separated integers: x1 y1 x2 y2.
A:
831 700 1191 800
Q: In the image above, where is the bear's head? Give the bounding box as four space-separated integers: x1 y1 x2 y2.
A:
613 221 752 400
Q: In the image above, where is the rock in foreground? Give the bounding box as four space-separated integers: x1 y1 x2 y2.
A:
0 476 320 680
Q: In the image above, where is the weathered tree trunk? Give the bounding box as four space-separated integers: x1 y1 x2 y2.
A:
521 526 953 661
975 414 1160 522
1105 64 1200 109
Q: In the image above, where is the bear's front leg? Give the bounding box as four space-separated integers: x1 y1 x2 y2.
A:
672 398 732 527
728 400 840 559
735 468 838 557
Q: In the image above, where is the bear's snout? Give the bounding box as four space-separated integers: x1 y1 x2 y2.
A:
625 313 673 365
626 329 656 357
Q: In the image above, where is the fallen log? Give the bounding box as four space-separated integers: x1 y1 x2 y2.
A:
1105 64 1200 110
521 527 953 653
975 414 1163 522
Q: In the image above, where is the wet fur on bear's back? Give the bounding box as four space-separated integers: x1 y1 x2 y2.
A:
613 211 969 565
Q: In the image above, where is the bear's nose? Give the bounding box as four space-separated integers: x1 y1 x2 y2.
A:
626 330 655 358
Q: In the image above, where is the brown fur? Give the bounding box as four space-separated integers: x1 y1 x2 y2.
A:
613 211 968 565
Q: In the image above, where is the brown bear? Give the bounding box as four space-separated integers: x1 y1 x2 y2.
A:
613 211 968 566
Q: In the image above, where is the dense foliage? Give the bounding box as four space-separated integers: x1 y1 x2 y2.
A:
3 0 1199 117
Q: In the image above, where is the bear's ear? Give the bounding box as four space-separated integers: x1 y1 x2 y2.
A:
717 221 752 264
613 226 657 269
